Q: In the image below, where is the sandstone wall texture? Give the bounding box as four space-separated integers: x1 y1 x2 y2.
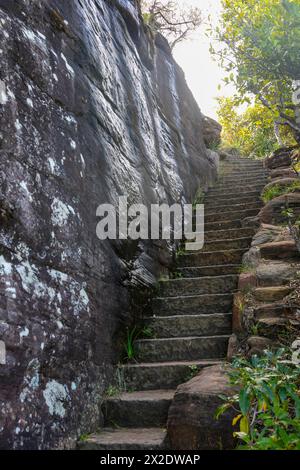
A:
0 0 216 448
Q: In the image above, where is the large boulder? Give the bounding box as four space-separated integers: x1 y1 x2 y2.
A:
264 147 295 169
259 193 300 225
167 365 237 450
202 116 222 148
270 167 298 180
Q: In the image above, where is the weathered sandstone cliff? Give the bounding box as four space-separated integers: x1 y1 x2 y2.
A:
0 0 216 448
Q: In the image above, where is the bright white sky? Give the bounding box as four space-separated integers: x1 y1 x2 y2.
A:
173 0 235 119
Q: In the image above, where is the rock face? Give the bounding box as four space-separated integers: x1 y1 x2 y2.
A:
0 0 216 449
167 365 237 450
202 116 222 148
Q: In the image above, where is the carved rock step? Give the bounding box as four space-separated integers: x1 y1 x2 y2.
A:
178 249 245 267
135 335 230 362
254 286 292 302
253 302 293 320
205 202 262 214
205 208 260 223
208 184 266 195
205 219 243 232
177 264 241 278
152 293 233 316
121 359 223 391
103 390 175 428
217 175 267 183
204 196 262 208
146 313 232 338
159 275 237 297
205 190 262 201
224 170 268 176
202 237 252 251
78 428 167 450
204 227 255 241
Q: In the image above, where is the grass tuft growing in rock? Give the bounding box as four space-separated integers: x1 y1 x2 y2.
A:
262 181 300 203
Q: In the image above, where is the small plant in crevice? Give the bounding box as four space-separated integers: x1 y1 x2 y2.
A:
105 385 120 398
176 246 186 258
170 270 183 279
185 364 199 382
124 326 139 362
215 349 300 450
141 326 155 339
282 205 300 254
79 433 91 442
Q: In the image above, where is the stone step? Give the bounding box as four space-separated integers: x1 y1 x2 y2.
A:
78 428 167 450
205 208 259 223
224 169 268 175
121 359 223 391
178 249 245 267
253 286 292 302
205 198 262 210
205 190 262 201
209 185 266 196
202 237 252 251
204 227 255 241
146 313 232 338
205 219 242 232
204 200 263 214
159 275 237 297
253 302 288 320
205 203 262 215
217 176 267 184
152 293 233 316
214 177 266 185
208 185 265 196
135 335 230 362
177 264 241 278
103 390 174 428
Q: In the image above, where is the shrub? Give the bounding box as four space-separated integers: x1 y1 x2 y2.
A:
216 349 300 450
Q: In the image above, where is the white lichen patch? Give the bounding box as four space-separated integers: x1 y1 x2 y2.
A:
5 286 16 299
19 327 29 339
48 157 58 174
0 255 12 276
71 382 77 391
26 98 33 108
43 380 69 418
0 80 7 104
15 119 22 131
51 198 75 227
7 87 15 100
22 26 47 53
60 53 75 77
20 181 33 202
19 359 40 403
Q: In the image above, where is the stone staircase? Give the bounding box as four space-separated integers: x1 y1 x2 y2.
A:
79 157 268 450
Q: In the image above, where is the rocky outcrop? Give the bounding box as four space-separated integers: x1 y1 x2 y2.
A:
0 0 216 449
202 116 222 148
167 365 237 450
259 194 300 225
230 149 300 358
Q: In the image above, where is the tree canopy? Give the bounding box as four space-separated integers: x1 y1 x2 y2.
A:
211 0 300 143
140 0 202 49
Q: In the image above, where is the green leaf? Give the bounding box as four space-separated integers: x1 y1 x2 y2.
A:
239 389 250 415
